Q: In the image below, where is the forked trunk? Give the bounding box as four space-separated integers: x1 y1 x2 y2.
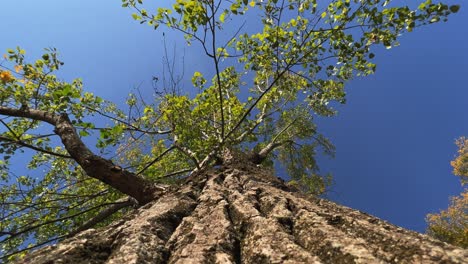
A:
16 162 468 263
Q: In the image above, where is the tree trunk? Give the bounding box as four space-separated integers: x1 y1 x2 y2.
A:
16 163 468 264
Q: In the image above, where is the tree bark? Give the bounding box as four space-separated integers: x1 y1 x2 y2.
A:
16 163 468 264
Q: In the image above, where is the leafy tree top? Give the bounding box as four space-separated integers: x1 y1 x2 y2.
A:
0 0 460 261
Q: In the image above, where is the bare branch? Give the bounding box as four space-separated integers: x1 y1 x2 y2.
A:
84 106 171 135
66 197 137 238
0 234 66 261
251 140 294 164
159 168 193 179
0 136 72 159
234 104 268 143
208 0 225 141
0 200 126 244
271 118 298 145
174 144 201 170
223 68 291 142
249 117 298 164
136 146 176 175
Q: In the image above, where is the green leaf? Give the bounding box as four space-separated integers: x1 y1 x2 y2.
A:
132 13 141 20
79 130 90 137
449 5 460 13
220 11 226 23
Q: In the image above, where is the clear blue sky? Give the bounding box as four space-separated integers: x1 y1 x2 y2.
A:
1 0 467 233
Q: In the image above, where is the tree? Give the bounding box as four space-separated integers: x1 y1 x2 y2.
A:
426 137 468 248
13 160 468 263
0 0 464 262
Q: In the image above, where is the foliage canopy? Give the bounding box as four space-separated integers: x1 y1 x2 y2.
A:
0 0 460 260
427 137 468 248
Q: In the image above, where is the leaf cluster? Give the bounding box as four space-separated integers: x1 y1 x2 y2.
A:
427 137 468 248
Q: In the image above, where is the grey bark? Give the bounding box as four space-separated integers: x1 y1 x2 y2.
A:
15 162 468 264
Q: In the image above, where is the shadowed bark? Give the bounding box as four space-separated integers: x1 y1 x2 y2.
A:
15 162 468 264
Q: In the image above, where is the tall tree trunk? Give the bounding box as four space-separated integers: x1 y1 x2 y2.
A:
16 163 468 264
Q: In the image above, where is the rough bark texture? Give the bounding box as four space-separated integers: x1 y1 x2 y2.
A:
16 162 468 264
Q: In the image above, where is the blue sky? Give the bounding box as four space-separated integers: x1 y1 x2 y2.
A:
1 0 467 233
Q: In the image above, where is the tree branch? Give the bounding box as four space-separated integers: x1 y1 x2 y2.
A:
159 168 193 179
208 1 225 141
0 106 162 204
174 144 201 170
66 197 137 238
0 136 72 159
84 106 171 135
249 118 298 164
0 234 66 261
0 200 125 244
250 140 293 164
136 146 176 175
235 104 268 143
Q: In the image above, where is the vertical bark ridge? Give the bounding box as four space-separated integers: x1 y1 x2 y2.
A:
105 191 197 264
225 167 322 263
164 173 240 264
